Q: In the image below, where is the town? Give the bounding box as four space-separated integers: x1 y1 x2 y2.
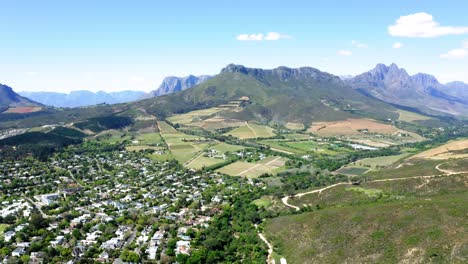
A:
0 141 265 263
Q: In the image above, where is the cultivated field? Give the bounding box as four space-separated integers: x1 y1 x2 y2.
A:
167 107 226 125
158 121 213 164
260 138 352 156
397 109 431 122
284 122 305 130
411 139 468 160
308 118 399 136
216 156 287 178
307 118 425 147
4 106 43 113
190 117 246 131
225 122 275 139
166 100 245 130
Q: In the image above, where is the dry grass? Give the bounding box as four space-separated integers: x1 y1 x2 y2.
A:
308 118 399 136
411 139 468 160
285 122 305 130
4 106 43 113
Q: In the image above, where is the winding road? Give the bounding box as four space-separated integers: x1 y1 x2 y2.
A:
281 162 468 211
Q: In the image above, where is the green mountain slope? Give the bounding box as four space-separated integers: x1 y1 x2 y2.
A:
137 64 399 124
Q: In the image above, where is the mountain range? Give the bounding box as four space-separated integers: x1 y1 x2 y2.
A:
132 64 400 124
18 90 147 108
347 63 468 117
151 75 213 96
2 63 468 125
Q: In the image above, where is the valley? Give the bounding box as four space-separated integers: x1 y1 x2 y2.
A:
0 64 467 264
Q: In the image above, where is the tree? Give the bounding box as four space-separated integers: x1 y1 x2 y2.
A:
30 213 47 230
120 250 139 263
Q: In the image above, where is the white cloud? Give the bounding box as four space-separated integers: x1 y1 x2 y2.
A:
337 50 352 56
440 48 467 59
388 12 468 38
393 42 403 49
236 32 290 41
440 40 468 59
351 40 368 48
27 71 38 76
322 57 329 62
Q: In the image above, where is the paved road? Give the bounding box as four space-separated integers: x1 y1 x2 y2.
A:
25 197 49 219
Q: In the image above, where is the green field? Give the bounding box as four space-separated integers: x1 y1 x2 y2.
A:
397 109 431 122
210 142 245 153
265 174 468 263
216 156 287 178
167 107 225 125
352 153 411 168
184 154 225 169
135 132 165 145
158 121 213 164
225 122 275 139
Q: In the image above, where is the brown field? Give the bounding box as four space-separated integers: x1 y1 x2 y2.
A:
308 118 398 136
4 106 43 113
284 122 304 130
411 139 468 160
190 117 245 130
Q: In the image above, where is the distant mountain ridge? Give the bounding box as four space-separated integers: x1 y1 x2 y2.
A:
152 75 212 96
440 81 468 101
0 84 41 109
136 64 400 123
19 90 146 108
347 64 468 117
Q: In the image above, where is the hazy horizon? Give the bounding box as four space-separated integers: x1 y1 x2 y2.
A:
1 0 468 93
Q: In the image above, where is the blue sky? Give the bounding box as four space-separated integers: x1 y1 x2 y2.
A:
1 0 467 92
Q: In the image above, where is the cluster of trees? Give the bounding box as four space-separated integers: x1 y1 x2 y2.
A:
74 116 133 133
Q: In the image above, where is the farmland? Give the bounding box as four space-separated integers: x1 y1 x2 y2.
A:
260 138 353 156
308 118 399 136
307 118 425 147
411 138 468 160
216 156 287 178
4 106 43 114
166 100 246 130
284 122 304 130
396 109 431 122
224 122 275 139
158 121 214 164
